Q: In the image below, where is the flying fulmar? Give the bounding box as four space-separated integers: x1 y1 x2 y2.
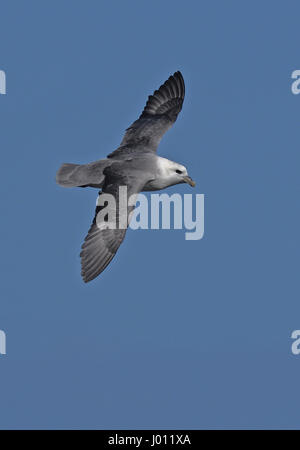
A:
56 71 195 282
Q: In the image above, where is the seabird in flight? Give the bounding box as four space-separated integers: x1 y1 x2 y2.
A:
56 71 195 282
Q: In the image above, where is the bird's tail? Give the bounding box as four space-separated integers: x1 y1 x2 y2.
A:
56 160 109 188
56 163 83 187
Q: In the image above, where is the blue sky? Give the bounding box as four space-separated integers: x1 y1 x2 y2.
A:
0 0 299 429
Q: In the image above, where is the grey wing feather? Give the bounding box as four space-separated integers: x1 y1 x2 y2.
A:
80 225 126 282
80 163 147 282
108 71 185 158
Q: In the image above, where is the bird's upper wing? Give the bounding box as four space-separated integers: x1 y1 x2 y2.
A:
107 71 185 158
80 163 148 282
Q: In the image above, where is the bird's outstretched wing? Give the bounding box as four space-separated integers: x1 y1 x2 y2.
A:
80 163 147 282
107 71 185 158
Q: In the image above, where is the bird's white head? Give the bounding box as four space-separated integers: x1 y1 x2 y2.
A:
157 157 195 188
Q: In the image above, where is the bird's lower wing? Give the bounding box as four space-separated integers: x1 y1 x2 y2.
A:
80 223 126 283
80 167 147 282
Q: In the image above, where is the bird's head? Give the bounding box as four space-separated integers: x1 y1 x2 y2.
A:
172 162 195 187
161 159 195 188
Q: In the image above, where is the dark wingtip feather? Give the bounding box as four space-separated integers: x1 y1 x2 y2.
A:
141 71 185 118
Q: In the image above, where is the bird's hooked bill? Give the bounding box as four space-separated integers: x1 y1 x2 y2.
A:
183 176 196 187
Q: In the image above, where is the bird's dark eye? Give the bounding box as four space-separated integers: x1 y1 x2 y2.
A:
176 169 182 174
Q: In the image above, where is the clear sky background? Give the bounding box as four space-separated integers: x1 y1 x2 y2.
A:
0 0 299 429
